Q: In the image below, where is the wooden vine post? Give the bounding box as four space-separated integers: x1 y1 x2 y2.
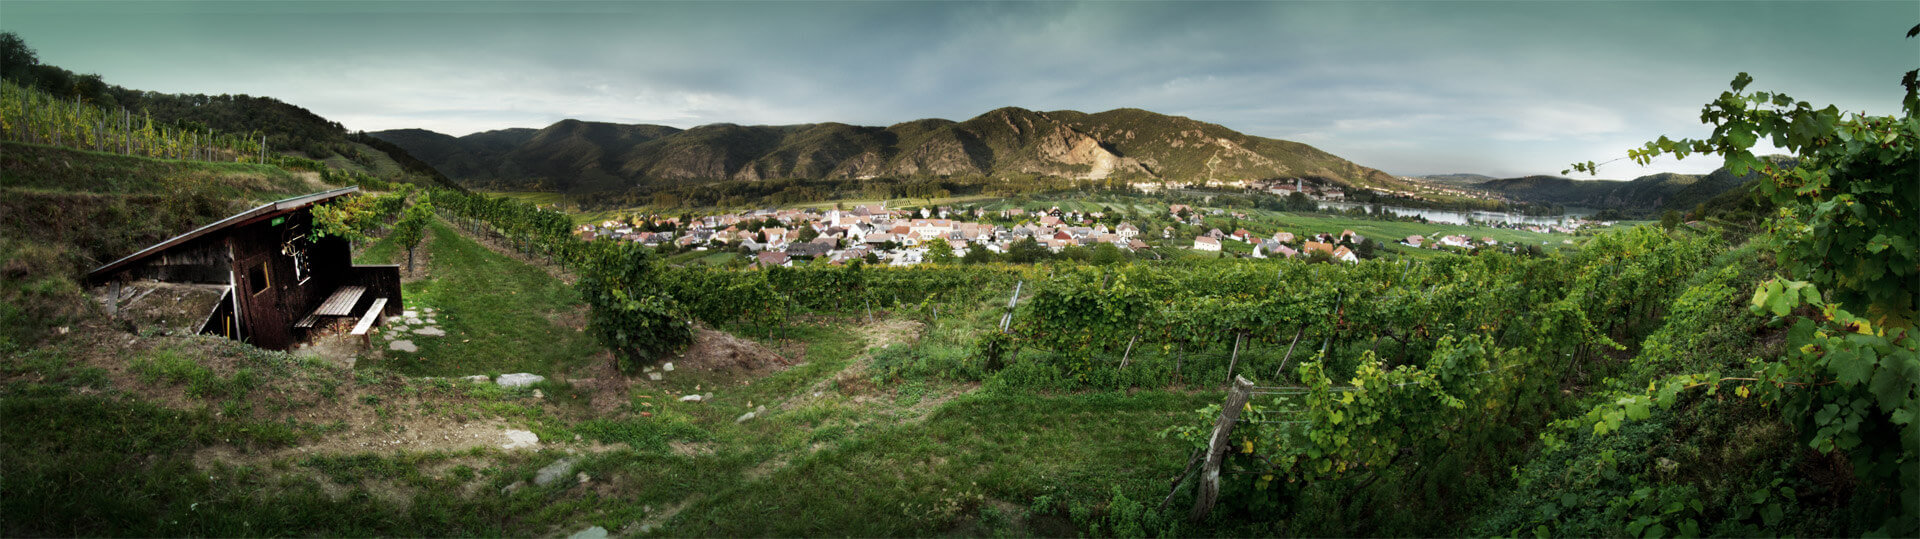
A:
1190 375 1255 523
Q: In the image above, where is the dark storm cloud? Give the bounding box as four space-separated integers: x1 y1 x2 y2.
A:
3 0 1912 177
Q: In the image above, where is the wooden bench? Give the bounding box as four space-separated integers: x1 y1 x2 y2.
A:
350 298 388 336
351 298 388 348
297 286 368 329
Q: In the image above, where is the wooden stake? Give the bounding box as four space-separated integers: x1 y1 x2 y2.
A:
1274 327 1303 379
1120 334 1139 369
1191 376 1254 522
1225 332 1244 385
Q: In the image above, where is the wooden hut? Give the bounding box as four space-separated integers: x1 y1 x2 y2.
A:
87 187 402 350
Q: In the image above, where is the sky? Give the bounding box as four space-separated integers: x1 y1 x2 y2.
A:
3 1 1914 178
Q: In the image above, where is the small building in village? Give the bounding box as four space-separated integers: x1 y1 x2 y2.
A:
86 187 402 351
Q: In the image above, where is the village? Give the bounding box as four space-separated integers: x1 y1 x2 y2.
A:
573 199 1589 267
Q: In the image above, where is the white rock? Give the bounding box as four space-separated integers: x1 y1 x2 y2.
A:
389 340 417 352
464 375 490 383
679 394 702 402
647 372 663 381
402 310 419 318
735 412 756 423
532 389 544 399
534 458 575 486
501 430 539 450
662 362 675 372
406 318 422 325
568 526 608 539
416 327 446 337
497 373 545 387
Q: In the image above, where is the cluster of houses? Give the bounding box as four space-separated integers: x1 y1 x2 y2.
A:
1188 225 1365 263
1400 234 1498 250
1128 177 1347 200
575 204 1155 267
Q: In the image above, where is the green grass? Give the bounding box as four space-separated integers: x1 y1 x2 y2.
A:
663 249 739 267
672 388 1216 536
353 218 600 377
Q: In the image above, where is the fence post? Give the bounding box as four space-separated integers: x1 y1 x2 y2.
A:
1191 375 1255 523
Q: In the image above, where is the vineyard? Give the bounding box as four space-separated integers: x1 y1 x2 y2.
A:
0 22 1912 535
402 68 1918 536
1 81 274 164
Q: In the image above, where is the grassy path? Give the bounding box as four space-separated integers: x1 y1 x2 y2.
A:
355 218 600 377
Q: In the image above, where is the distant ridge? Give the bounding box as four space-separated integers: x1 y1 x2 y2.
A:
372 107 1410 193
1471 160 1778 214
1416 173 1497 184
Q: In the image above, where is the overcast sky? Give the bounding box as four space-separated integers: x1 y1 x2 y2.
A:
4 1 1914 177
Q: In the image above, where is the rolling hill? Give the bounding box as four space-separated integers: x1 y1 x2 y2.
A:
372 107 1411 193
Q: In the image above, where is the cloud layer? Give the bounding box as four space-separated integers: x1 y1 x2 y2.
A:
4 1 1913 177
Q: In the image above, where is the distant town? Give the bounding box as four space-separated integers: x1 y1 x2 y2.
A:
575 195 1596 267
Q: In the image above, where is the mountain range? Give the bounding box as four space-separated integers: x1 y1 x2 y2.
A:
372 107 1410 193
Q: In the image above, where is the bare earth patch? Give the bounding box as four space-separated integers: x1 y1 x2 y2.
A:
671 325 792 373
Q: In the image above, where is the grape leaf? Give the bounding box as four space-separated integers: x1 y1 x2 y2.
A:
1868 353 1918 411
1828 348 1871 387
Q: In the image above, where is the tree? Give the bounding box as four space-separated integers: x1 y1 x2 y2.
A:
1007 236 1049 264
796 225 820 243
392 202 434 273
1090 242 1125 265
962 244 994 264
1 31 39 83
1287 191 1313 211
1659 209 1681 231
924 237 956 265
1060 245 1091 263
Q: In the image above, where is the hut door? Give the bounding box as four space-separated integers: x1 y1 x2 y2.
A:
235 254 291 349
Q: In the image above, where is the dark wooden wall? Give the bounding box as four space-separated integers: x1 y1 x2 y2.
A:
228 210 343 350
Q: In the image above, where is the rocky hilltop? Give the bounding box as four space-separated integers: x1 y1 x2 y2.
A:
372 107 1407 192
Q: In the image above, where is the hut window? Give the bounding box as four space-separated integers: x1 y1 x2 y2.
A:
248 262 270 295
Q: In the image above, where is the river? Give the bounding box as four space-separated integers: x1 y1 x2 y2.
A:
1312 200 1597 226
